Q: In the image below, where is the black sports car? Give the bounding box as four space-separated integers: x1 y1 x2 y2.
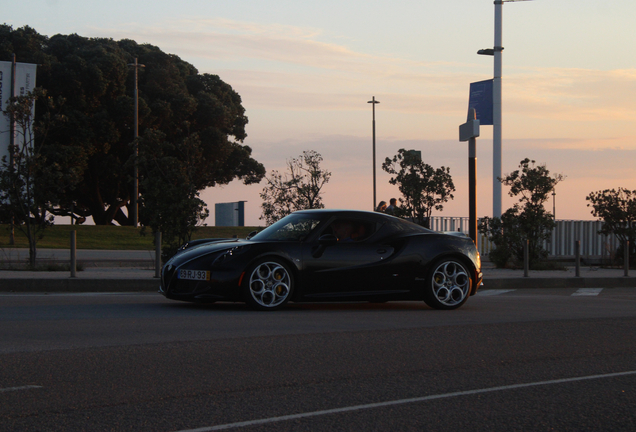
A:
160 209 482 310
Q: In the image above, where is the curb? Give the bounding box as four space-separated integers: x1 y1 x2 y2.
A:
1 278 159 293
483 277 636 290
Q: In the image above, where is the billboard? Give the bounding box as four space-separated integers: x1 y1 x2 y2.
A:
468 79 493 126
0 61 38 163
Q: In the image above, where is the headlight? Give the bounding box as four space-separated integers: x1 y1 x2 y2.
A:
212 245 250 266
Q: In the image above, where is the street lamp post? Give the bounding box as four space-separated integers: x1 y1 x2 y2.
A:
478 0 533 218
368 96 380 211
493 0 503 219
128 58 145 227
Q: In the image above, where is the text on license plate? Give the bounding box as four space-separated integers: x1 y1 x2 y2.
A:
178 269 210 281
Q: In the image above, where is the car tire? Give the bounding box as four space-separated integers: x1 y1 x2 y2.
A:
423 258 472 310
242 258 294 311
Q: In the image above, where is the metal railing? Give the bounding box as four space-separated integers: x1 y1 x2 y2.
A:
430 216 619 260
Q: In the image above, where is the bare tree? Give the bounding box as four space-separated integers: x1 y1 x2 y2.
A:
0 89 59 266
260 150 331 225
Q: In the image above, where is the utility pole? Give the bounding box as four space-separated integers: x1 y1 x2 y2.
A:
478 0 533 218
128 58 144 227
367 96 380 211
493 0 503 219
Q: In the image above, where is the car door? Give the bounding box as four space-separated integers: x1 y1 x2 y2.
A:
299 217 400 299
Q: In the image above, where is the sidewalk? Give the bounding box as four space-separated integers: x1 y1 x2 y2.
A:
1 249 635 292
482 266 635 289
0 249 158 292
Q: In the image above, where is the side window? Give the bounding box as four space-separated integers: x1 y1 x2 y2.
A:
327 219 375 242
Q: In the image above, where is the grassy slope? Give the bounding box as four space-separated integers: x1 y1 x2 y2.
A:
0 225 262 250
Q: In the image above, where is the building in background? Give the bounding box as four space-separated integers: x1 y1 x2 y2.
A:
215 201 246 226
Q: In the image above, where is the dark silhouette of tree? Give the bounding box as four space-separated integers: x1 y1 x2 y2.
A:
479 158 564 268
586 187 636 265
0 25 265 225
0 89 69 266
382 149 455 226
260 151 331 225
137 130 209 260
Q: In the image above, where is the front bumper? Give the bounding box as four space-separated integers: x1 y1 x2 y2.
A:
471 270 483 296
160 263 242 302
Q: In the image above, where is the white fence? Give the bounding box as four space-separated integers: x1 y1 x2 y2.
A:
429 217 620 260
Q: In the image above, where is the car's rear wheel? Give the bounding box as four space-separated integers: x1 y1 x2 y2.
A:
243 259 294 311
423 259 472 310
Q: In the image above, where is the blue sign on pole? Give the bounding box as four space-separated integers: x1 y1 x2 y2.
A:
468 79 493 126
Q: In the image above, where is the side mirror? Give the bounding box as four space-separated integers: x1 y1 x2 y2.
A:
318 234 338 246
312 234 338 258
247 230 258 240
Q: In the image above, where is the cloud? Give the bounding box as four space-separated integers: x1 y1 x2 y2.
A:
94 18 375 71
91 17 636 132
506 67 636 121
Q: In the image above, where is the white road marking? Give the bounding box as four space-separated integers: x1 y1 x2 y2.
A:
0 385 42 393
177 370 636 432
572 288 603 296
476 289 516 296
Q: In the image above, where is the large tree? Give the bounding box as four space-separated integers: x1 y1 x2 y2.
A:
382 149 455 227
260 150 331 225
479 158 564 268
0 25 265 225
137 130 210 259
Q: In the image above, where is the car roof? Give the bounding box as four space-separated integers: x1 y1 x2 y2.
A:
293 209 435 233
295 209 387 217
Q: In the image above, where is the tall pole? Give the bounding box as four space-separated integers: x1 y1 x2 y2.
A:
132 58 139 227
9 54 16 161
468 114 478 244
493 0 503 218
460 108 479 244
9 54 16 245
128 58 144 227
368 96 380 210
483 0 533 216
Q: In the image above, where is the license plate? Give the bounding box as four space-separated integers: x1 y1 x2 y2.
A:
177 269 210 281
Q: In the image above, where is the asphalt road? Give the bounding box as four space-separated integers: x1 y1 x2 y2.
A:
1 287 635 431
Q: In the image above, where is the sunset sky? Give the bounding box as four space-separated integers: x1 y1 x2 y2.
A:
6 0 636 226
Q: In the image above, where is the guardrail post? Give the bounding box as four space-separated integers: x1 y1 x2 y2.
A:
624 240 629 277
154 231 162 279
524 239 529 277
70 230 77 278
575 240 581 277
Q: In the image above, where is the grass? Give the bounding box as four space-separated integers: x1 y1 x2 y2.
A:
0 224 263 250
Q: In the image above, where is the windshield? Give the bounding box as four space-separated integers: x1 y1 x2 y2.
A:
250 213 324 242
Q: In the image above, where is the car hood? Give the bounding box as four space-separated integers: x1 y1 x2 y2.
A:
166 238 250 266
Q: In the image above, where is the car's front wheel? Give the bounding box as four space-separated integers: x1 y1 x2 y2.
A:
423 259 472 310
243 259 294 311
